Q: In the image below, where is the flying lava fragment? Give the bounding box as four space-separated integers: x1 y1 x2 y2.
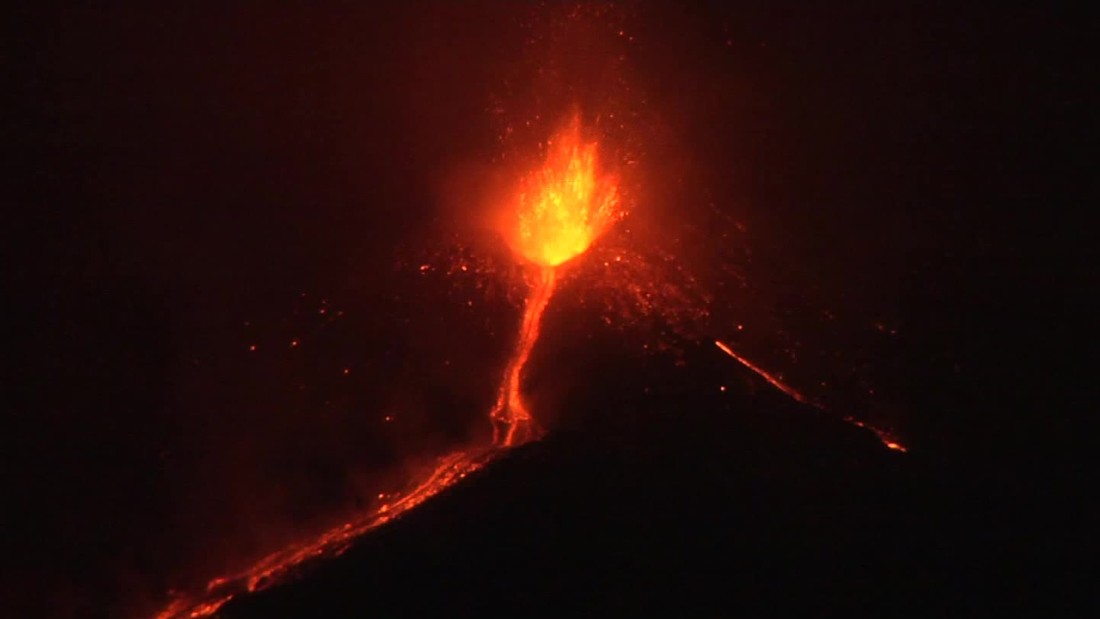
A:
490 113 622 445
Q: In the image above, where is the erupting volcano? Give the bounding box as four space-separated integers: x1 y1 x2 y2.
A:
18 3 1080 617
151 113 623 619
490 114 622 446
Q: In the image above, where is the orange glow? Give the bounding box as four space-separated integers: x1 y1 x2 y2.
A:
504 114 620 268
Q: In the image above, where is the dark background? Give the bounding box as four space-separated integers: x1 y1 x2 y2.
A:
4 2 1091 617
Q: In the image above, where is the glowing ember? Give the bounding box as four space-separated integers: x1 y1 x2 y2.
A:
491 115 622 445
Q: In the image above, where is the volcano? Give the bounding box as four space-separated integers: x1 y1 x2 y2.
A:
157 341 998 617
7 4 1090 618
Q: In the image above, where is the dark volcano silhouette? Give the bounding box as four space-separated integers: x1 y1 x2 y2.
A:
202 341 1079 617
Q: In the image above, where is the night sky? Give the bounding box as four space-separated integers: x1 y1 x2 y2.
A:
5 3 1090 617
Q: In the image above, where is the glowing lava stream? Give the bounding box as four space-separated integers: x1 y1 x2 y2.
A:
490 267 557 446
490 114 621 446
714 339 908 452
153 449 493 619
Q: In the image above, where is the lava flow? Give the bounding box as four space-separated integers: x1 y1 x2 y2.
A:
715 339 815 406
150 115 621 619
490 114 621 446
153 449 493 619
715 340 907 452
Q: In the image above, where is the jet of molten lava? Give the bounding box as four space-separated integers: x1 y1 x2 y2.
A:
491 115 622 445
506 114 620 268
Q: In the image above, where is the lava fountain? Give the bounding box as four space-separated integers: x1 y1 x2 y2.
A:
490 114 622 446
149 114 622 619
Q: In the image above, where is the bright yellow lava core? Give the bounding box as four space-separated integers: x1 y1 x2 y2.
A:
508 115 620 267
